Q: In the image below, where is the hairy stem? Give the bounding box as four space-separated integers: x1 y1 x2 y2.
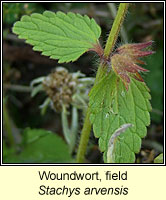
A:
76 3 130 163
104 3 129 59
107 3 128 43
76 109 91 163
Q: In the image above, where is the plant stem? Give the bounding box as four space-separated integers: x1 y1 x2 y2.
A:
104 3 129 59
76 108 91 163
76 63 106 163
76 3 130 163
107 3 128 43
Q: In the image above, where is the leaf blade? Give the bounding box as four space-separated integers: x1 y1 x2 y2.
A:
12 11 101 63
4 128 73 163
89 72 151 163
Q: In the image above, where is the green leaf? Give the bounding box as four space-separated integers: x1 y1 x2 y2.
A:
4 128 73 163
12 11 101 63
89 72 151 163
154 153 163 163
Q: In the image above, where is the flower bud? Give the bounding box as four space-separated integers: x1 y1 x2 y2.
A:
111 41 154 90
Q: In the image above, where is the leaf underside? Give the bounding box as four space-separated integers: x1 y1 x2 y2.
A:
12 11 101 63
89 72 151 163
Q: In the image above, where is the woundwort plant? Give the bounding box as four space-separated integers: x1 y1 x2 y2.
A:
12 3 154 163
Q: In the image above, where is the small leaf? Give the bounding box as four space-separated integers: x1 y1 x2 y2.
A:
12 11 101 63
154 153 163 163
89 71 151 163
4 128 73 163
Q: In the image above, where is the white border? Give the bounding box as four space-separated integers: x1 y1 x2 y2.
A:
1 1 165 166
